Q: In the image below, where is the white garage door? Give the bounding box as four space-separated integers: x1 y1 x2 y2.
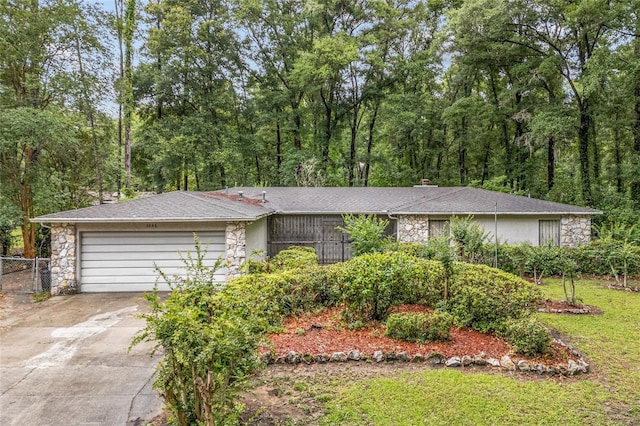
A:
80 231 226 292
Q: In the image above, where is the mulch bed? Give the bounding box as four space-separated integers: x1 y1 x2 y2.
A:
261 306 578 366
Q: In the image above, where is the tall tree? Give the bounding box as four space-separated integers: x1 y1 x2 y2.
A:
0 0 112 256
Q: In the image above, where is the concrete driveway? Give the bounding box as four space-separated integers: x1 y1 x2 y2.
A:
0 292 164 425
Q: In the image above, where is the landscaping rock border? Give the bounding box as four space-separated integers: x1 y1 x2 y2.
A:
537 306 593 314
260 337 590 377
607 285 640 293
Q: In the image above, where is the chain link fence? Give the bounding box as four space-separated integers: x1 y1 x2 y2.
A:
0 257 51 293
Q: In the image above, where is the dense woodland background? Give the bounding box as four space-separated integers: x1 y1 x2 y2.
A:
1 0 640 257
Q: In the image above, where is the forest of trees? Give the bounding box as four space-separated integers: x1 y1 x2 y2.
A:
1 0 639 256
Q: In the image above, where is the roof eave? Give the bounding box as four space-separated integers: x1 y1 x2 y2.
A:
391 210 602 216
30 214 270 224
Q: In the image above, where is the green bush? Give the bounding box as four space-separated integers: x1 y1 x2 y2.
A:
338 214 392 256
443 263 543 333
385 311 453 343
211 273 288 332
383 242 426 258
501 316 552 356
269 246 318 272
278 265 343 315
449 215 491 263
339 252 445 323
493 244 533 276
133 244 262 426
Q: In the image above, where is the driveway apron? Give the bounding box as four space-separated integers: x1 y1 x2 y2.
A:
0 293 163 425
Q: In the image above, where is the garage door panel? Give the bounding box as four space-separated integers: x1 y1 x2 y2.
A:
82 269 226 280
82 236 223 247
80 231 226 292
81 283 174 292
81 251 225 262
82 272 227 284
82 262 226 273
81 243 226 255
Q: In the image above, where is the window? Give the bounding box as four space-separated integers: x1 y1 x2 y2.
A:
539 220 560 246
429 220 450 239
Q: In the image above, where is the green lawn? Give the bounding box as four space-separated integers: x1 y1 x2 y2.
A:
256 279 640 425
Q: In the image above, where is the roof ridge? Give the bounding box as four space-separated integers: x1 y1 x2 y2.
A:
388 187 467 212
188 191 272 215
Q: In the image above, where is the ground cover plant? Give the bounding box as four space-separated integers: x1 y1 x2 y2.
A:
140 244 553 425
244 278 640 425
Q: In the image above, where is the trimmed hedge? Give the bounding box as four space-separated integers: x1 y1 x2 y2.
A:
385 311 453 343
443 263 544 333
337 252 445 322
501 316 552 356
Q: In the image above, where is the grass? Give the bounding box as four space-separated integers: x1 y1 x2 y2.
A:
322 370 608 425
32 291 52 303
254 278 640 425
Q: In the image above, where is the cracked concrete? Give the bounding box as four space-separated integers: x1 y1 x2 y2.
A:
0 293 163 425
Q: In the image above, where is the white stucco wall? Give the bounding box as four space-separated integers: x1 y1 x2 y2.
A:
474 215 558 245
245 217 268 262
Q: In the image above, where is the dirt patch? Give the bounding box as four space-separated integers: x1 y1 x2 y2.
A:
0 269 34 292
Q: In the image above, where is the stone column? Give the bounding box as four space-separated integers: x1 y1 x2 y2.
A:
50 223 77 295
397 216 430 243
225 222 247 280
560 215 592 247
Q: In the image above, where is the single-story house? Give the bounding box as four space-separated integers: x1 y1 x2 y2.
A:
31 186 601 294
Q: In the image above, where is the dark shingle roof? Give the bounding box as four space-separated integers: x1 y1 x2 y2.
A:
221 187 601 215
31 191 272 223
32 187 600 224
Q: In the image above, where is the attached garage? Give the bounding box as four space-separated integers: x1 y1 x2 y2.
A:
32 188 599 296
79 230 226 292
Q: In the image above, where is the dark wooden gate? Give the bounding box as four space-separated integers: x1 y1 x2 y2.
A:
267 215 395 264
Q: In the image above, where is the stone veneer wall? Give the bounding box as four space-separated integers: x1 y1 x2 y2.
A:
50 223 77 295
560 215 592 247
225 222 247 279
397 216 430 243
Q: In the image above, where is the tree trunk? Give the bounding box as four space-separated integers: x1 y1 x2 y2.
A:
348 104 358 187
632 36 640 201
363 103 379 187
123 0 136 190
74 28 103 203
18 173 36 258
578 100 593 205
115 0 124 201
276 121 282 175
613 119 623 193
547 135 555 191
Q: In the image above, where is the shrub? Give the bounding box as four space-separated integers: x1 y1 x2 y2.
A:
385 311 453 343
277 265 343 315
443 263 543 333
338 214 392 256
383 242 426 257
449 215 491 263
501 316 552 356
211 273 288 332
133 245 262 426
269 246 318 272
338 252 445 323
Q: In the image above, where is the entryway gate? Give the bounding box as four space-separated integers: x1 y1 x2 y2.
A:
0 257 51 293
267 215 396 264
